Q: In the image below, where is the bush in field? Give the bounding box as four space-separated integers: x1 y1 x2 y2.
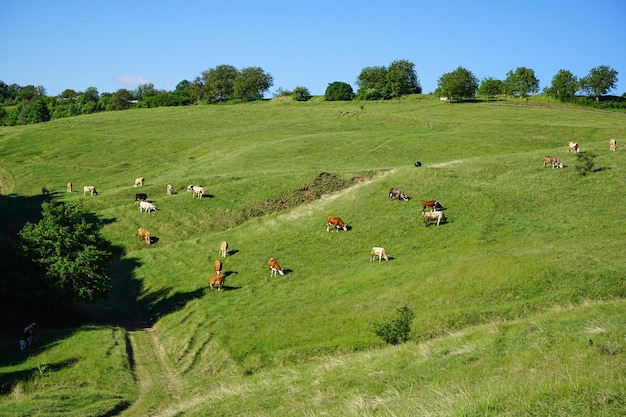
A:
371 306 415 345
292 86 312 101
575 151 596 176
325 81 355 101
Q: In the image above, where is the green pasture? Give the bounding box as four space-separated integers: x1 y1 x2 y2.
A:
0 96 624 416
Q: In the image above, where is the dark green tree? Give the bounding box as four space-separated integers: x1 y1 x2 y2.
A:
580 65 618 101
478 77 504 99
325 81 355 101
201 64 239 102
233 66 273 102
386 59 421 97
548 69 579 101
19 202 112 305
356 66 388 100
436 66 479 101
504 67 539 97
107 89 134 110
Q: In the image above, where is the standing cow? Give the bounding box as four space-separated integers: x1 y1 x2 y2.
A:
166 184 174 196
568 142 580 153
134 177 145 187
389 188 410 201
326 216 348 232
370 247 389 262
137 228 151 244
268 258 285 276
67 182 73 193
219 241 229 257
610 138 617 151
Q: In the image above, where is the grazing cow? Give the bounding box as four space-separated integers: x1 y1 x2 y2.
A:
568 142 580 153
134 177 145 187
137 228 151 244
166 184 174 196
135 193 148 202
268 258 285 276
214 259 222 275
370 247 389 262
67 182 73 193
139 201 157 213
610 138 617 151
41 186 49 194
423 210 446 227
209 273 225 291
543 156 563 169
219 241 228 257
421 200 444 214
326 216 348 232
187 185 204 199
20 323 39 350
415 161 422 167
389 187 410 201
83 186 97 195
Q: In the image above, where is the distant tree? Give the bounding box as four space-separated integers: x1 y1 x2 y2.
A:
436 66 479 101
504 67 539 97
135 83 159 100
16 85 45 102
386 59 421 97
292 86 312 101
233 66 273 102
478 77 504 99
60 89 79 99
356 66 389 100
201 64 239 103
19 202 112 305
547 69 579 101
107 89 134 110
580 65 618 101
325 82 355 101
27 99 51 123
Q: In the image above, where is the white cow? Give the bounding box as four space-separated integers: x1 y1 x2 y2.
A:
370 247 389 262
423 210 446 227
187 185 204 199
139 201 157 213
83 186 97 195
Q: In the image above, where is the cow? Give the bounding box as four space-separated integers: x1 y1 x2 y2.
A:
326 216 347 232
134 177 145 187
389 187 410 201
83 186 97 195
370 247 389 262
187 185 204 199
423 210 446 227
139 201 157 213
268 258 285 276
135 193 148 203
421 200 444 214
137 228 151 244
214 259 222 275
610 138 617 151
568 142 580 153
415 161 422 167
67 182 73 193
166 184 174 196
20 323 39 350
41 186 49 194
543 156 563 169
209 273 225 291
219 241 228 257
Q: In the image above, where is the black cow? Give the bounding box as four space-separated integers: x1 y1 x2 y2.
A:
135 193 148 202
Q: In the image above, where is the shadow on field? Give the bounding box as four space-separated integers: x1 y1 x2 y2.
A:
0 357 79 394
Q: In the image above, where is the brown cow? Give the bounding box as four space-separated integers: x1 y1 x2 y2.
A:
421 200 444 214
137 228 151 244
326 216 347 232
268 258 285 276
214 259 222 275
610 138 617 151
209 273 225 291
67 182 72 193
219 241 229 257
543 156 563 169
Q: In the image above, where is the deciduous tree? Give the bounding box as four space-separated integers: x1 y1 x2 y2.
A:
580 65 618 101
325 81 355 101
436 67 479 101
504 67 539 97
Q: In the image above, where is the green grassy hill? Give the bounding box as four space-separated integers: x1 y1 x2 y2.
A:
0 96 624 416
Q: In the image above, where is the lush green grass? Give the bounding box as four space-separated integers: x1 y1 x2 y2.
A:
0 95 624 416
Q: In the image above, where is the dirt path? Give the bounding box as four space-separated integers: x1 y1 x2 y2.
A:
120 327 181 417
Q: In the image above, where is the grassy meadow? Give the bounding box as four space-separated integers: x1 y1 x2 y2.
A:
0 95 624 416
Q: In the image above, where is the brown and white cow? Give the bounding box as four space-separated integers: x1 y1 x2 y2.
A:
83 186 97 195
209 273 225 291
423 210 446 227
139 201 157 213
134 177 145 187
166 184 174 196
67 182 72 193
137 228 151 244
543 156 563 169
219 241 228 257
389 187 410 201
214 259 222 275
568 142 580 153
421 200 444 214
187 185 204 199
326 216 347 232
610 138 617 151
370 247 389 262
268 258 285 276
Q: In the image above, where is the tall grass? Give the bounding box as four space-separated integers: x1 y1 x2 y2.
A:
0 95 624 416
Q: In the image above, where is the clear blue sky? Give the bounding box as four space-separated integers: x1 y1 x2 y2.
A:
2 0 625 97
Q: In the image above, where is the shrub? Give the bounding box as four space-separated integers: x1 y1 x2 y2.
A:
371 306 415 345
575 151 596 176
325 81 355 101
292 86 312 101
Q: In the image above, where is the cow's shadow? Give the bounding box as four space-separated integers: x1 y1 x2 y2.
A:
226 249 239 256
199 194 214 199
